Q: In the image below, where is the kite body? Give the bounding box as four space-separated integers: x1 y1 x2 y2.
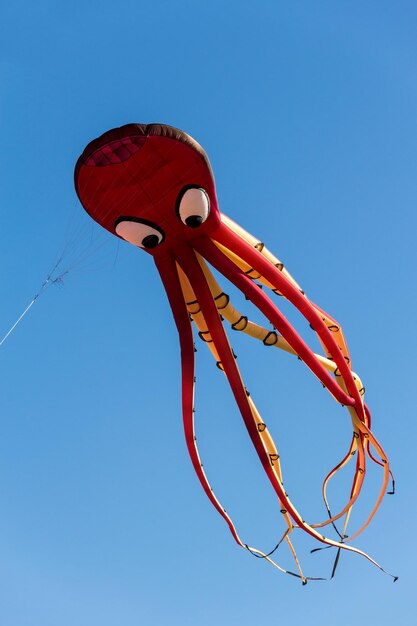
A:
75 124 393 582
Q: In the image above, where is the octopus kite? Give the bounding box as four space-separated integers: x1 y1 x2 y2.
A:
75 123 395 583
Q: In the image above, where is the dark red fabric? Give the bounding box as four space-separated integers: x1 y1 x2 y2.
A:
155 252 242 546
212 224 366 420
75 124 220 253
195 236 355 408
85 136 147 166
174 245 380 565
175 246 293 512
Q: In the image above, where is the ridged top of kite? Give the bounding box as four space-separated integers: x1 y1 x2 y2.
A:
75 123 213 176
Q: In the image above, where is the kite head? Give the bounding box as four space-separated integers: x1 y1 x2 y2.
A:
74 123 221 255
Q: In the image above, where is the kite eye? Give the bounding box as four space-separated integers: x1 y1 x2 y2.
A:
115 218 165 249
177 187 210 228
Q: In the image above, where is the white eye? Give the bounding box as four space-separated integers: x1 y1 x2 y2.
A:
115 218 164 249
177 187 210 228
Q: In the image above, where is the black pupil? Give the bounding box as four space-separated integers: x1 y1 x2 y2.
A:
185 215 203 228
142 234 160 249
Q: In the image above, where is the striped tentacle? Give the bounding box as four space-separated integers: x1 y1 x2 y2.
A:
193 256 368 536
177 243 392 576
176 262 309 581
209 224 392 543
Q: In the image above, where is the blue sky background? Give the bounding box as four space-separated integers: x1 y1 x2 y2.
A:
1 1 416 624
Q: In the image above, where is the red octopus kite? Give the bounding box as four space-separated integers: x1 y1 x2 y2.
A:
75 123 395 583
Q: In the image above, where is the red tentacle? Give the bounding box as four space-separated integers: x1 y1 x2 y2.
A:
194 237 393 550
194 238 368 517
155 253 243 546
174 244 392 573
174 246 294 513
212 224 367 420
195 237 354 407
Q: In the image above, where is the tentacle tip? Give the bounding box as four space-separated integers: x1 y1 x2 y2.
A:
393 576 399 583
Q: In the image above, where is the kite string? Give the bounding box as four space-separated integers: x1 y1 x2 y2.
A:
0 296 39 347
0 200 118 350
0 264 69 348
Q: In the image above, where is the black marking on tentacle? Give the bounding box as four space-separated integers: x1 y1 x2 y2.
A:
263 331 278 346
244 531 286 560
245 268 262 280
186 298 201 314
331 548 342 579
232 315 248 331
214 292 230 309
325 505 345 540
311 545 332 554
198 330 213 343
244 545 324 584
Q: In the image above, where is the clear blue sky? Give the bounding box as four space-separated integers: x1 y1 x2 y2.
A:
1 1 416 624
